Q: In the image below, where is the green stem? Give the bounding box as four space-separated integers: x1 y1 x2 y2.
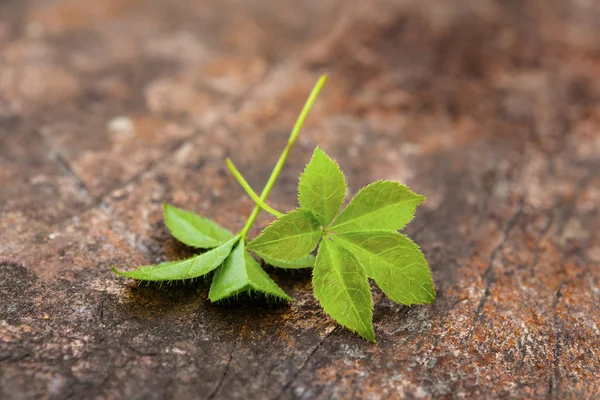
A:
226 158 284 218
239 75 328 238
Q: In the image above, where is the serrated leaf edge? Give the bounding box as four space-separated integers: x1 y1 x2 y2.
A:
163 202 234 248
329 180 425 231
298 146 348 227
247 208 322 262
112 237 238 282
313 239 376 342
329 230 436 305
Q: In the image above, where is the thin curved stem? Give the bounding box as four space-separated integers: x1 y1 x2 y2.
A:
239 75 328 238
226 158 283 218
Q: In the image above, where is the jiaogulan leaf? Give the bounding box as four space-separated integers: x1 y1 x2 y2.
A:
208 240 292 302
261 253 316 269
247 209 321 262
331 231 435 305
330 181 425 233
164 203 234 248
312 239 375 341
298 147 347 226
112 237 237 281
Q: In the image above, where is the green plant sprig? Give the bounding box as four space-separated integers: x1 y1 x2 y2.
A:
113 75 436 341
113 76 327 301
245 148 435 341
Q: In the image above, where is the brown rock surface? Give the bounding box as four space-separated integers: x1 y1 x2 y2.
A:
1 0 599 399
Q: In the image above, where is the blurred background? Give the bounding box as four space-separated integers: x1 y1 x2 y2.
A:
2 0 600 222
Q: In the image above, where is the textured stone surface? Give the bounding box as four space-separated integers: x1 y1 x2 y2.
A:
1 0 599 399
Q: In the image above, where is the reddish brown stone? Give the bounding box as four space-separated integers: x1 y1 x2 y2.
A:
1 0 599 399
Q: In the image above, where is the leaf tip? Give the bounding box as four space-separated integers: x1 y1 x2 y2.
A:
276 293 293 302
162 202 174 218
358 325 377 342
426 288 437 303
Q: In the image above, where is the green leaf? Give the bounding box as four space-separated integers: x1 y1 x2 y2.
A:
261 254 316 269
247 209 321 262
112 237 237 281
312 239 375 341
298 147 347 226
209 240 292 302
331 231 435 305
163 203 234 248
330 181 425 233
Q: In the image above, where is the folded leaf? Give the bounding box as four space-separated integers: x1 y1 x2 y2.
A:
330 181 425 233
331 231 435 305
209 240 292 302
247 209 321 262
112 237 237 281
313 239 375 342
298 147 347 226
261 254 316 269
164 203 234 248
